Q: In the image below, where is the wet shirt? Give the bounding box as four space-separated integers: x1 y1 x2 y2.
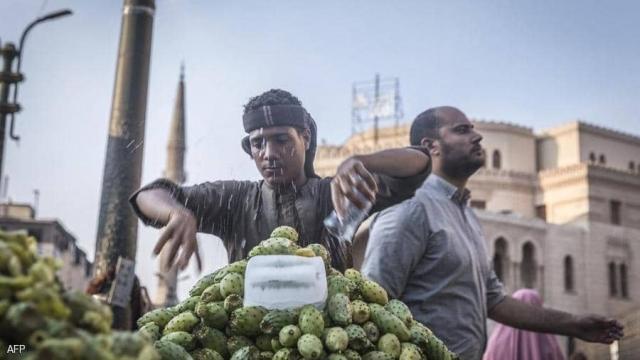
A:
130 162 429 271
361 174 505 360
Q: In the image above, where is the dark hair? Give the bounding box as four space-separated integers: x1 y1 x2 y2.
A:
409 108 442 145
243 89 302 114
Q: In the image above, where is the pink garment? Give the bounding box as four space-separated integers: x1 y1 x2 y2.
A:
483 289 565 360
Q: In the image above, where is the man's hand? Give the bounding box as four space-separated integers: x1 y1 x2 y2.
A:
332 157 378 218
573 315 624 344
153 207 203 272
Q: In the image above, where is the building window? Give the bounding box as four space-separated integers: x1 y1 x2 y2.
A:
492 150 501 170
609 262 618 296
599 154 606 165
620 263 628 299
610 200 621 225
564 256 574 292
629 161 636 172
535 205 547 221
589 152 596 164
493 238 509 283
470 200 486 210
521 242 537 289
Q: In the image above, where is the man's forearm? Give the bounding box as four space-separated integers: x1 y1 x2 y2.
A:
353 148 429 178
134 188 184 227
489 296 578 337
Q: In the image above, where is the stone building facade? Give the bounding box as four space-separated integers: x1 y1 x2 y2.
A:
315 120 640 356
0 203 93 292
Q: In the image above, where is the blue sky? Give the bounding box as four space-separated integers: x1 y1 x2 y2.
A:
1 0 638 299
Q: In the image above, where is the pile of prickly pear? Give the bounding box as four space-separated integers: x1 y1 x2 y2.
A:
141 226 458 360
0 231 159 359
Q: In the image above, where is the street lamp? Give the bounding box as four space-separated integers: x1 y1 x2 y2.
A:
0 9 73 186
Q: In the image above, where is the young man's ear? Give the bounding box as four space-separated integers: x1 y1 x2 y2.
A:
421 137 439 156
302 128 311 150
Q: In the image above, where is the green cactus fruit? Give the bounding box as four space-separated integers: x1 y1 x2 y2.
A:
298 305 325 338
137 307 179 329
377 334 401 359
196 301 229 329
327 267 343 277
231 346 260 360
271 226 299 242
5 302 46 338
154 339 192 360
328 293 353 326
328 355 349 360
295 248 317 257
361 280 388 305
226 260 249 274
191 348 225 360
138 322 161 342
362 351 395 360
297 334 323 360
344 324 373 353
384 300 413 328
228 336 255 355
109 332 147 356
190 271 222 296
260 351 275 360
272 337 284 352
261 309 298 335
161 331 196 351
279 324 302 348
201 283 224 303
220 272 244 298
35 338 87 360
327 276 356 299
362 321 380 343
194 324 229 357
174 295 201 313
163 311 200 335
256 334 277 351
344 269 364 286
351 300 371 324
224 294 244 313
324 327 349 353
408 322 432 352
273 348 301 360
306 243 330 265
230 306 268 336
399 343 423 360
369 305 410 342
344 350 362 360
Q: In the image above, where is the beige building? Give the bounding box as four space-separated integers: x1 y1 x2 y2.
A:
315 120 640 357
0 203 93 292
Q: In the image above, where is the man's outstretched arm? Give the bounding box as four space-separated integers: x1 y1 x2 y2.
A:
489 295 624 344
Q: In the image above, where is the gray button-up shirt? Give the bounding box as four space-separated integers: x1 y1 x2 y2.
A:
362 174 505 360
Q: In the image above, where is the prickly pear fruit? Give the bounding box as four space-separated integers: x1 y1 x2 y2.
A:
196 301 229 329
230 306 268 337
295 248 317 257
194 324 229 357
362 321 380 343
138 322 161 342
174 295 201 313
408 322 432 352
137 307 178 329
306 243 331 268
261 309 298 335
273 348 300 360
201 283 224 303
351 300 370 324
344 350 362 360
328 293 353 326
279 324 302 348
297 334 323 360
228 336 255 355
192 348 225 360
190 271 221 296
362 351 395 360
378 334 401 359
399 343 422 360
369 305 410 342
328 354 349 360
231 346 260 360
154 339 192 360
224 294 244 313
271 226 299 242
256 334 276 351
384 300 413 327
327 276 356 298
324 327 349 353
163 311 199 335
298 305 324 338
161 331 196 351
220 272 244 298
344 269 364 286
345 324 373 353
361 280 388 305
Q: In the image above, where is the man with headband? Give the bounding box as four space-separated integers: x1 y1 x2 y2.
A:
129 89 431 271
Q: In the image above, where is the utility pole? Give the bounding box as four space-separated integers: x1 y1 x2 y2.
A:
93 0 155 329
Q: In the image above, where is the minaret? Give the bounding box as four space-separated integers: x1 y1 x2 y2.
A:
155 65 187 307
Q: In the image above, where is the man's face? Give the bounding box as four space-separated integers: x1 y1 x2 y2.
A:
431 108 485 178
249 126 309 187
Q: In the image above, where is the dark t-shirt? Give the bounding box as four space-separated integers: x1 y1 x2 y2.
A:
130 151 430 271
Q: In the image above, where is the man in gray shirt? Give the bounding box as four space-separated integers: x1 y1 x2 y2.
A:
361 106 624 360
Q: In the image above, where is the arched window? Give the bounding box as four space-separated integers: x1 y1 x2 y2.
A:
608 262 618 297
492 150 501 170
493 238 508 283
620 263 628 298
599 154 606 165
564 256 574 292
589 152 596 164
629 161 636 172
521 242 537 289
